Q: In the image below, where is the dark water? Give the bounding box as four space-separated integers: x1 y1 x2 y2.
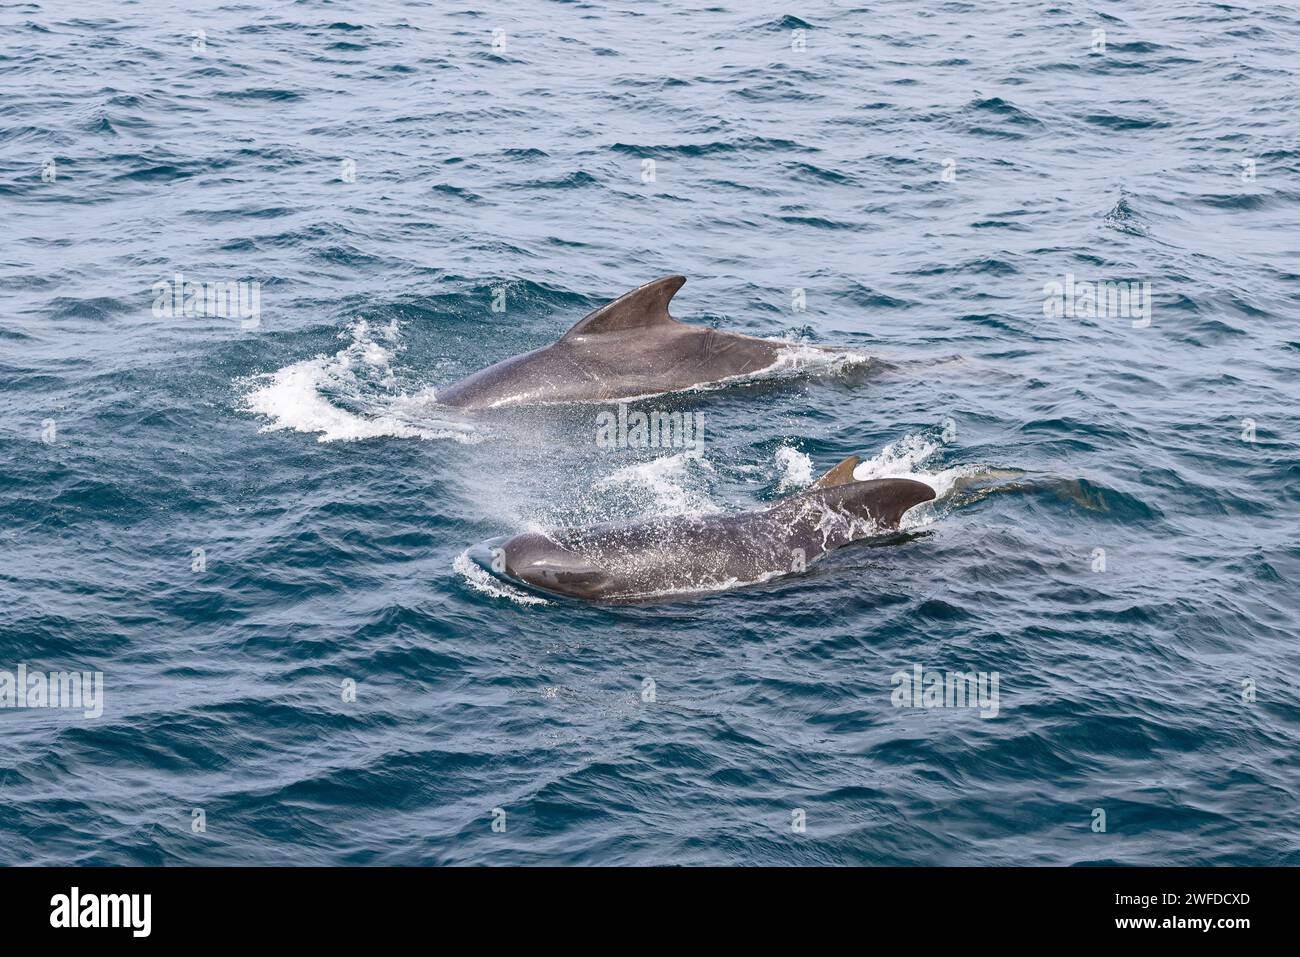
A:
2 1 1298 865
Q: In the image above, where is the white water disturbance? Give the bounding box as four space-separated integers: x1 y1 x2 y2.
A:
240 319 477 444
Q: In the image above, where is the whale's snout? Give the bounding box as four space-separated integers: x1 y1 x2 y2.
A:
501 532 613 600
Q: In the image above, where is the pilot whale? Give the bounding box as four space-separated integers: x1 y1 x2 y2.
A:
496 456 936 602
438 276 838 410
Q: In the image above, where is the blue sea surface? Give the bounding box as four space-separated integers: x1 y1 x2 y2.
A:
1 0 1298 865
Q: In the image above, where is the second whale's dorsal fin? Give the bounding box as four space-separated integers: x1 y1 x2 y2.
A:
810 455 861 490
561 275 686 340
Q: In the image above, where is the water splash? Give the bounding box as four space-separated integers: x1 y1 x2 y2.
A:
239 319 478 443
452 549 551 606
596 451 721 516
774 444 814 490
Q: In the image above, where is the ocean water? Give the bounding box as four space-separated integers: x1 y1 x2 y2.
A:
2 0 1298 866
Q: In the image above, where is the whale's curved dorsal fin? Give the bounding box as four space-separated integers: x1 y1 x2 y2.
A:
810 455 861 490
561 276 687 340
847 478 936 529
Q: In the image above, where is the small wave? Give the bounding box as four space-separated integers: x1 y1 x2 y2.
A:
767 15 813 31
516 170 600 190
1081 112 1170 131
215 88 304 101
1103 195 1149 236
958 96 1046 139
608 136 812 157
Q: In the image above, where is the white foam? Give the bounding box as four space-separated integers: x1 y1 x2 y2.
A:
774 444 814 490
763 339 873 375
239 319 479 444
452 550 551 606
673 340 872 396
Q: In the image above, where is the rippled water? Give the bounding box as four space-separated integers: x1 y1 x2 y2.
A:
2 1 1298 865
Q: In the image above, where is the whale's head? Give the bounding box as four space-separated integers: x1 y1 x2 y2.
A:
501 531 616 601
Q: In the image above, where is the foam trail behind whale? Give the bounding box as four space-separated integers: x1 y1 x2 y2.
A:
239 319 478 443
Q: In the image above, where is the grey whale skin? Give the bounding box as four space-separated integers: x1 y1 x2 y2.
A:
438 275 812 410
500 457 936 602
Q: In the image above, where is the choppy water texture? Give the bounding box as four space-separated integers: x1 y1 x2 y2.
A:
2 1 1298 865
